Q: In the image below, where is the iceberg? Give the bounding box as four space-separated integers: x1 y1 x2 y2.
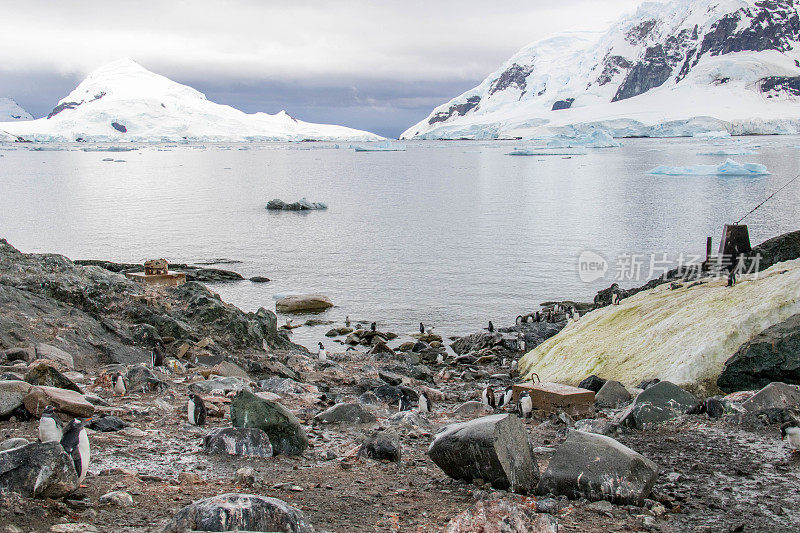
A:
647 159 770 176
354 141 407 152
534 129 621 148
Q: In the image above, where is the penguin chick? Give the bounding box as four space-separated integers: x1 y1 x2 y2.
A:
481 386 496 409
39 405 63 443
112 372 126 396
418 391 431 413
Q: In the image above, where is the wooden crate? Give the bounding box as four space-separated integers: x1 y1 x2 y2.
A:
512 381 595 417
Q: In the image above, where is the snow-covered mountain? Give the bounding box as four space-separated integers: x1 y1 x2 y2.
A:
0 97 33 121
402 0 800 139
0 59 382 142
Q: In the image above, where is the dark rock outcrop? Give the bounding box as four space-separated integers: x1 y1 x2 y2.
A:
740 382 800 412
717 314 800 392
230 390 308 455
551 98 575 111
578 375 607 393
427 414 538 493
358 431 401 463
0 442 78 498
619 381 699 429
314 403 376 424
204 428 274 458
162 493 314 533
428 96 481 126
536 430 658 506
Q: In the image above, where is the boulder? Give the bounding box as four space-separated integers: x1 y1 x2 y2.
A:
0 442 78 498
125 365 167 392
211 361 252 381
536 430 658 505
367 341 395 357
87 415 127 432
427 414 538 493
190 376 249 395
275 294 333 313
204 428 273 458
378 370 403 386
387 411 431 430
0 438 29 451
619 381 699 430
314 403 376 424
358 431 401 462
230 390 308 455
573 418 618 436
595 380 631 408
3 347 34 363
748 229 800 271
0 380 32 417
578 375 607 393
450 332 503 355
454 401 494 417
162 493 314 533
24 363 81 393
23 386 94 418
741 382 800 412
444 500 558 533
99 490 134 507
717 314 800 392
34 344 74 370
259 378 316 395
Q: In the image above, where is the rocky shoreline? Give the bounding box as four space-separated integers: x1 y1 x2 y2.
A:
1 234 800 532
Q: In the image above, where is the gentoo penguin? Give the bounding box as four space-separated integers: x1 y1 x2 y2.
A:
187 393 207 426
482 386 496 409
418 391 431 413
499 387 513 410
517 392 533 419
727 269 737 287
318 342 327 361
61 418 90 484
112 372 126 396
515 315 523 326
398 389 412 412
436 352 444 364
370 322 377 332
151 342 165 368
781 420 800 451
510 360 518 372
611 292 620 305
488 321 494 333
345 316 351 327
419 322 425 334
39 405 63 443
517 333 526 352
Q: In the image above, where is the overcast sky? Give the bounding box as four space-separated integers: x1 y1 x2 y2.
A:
0 0 645 137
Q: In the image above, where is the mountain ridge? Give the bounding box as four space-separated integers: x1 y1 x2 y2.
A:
402 0 800 139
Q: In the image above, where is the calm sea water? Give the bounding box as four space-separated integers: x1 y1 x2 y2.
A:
1 138 798 349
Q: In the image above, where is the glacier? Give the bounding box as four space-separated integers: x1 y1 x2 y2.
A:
0 97 32 122
0 59 382 143
647 158 770 176
402 0 800 140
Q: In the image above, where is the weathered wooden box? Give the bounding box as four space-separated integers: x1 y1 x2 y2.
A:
512 381 595 417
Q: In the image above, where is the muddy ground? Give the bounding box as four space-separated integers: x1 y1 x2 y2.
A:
2 354 799 533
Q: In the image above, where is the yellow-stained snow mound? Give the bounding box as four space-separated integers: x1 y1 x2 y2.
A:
519 259 800 393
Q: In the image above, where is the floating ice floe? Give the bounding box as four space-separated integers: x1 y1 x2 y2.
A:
507 148 588 156
647 158 770 176
693 130 732 139
81 146 136 152
696 149 758 156
354 141 407 152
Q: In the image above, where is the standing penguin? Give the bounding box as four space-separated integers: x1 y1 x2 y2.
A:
517 392 533 419
345 316 351 328
418 391 431 413
611 292 620 305
39 405 63 443
150 342 165 368
781 420 800 452
398 389 412 412
112 372 126 396
187 393 207 426
488 321 494 333
515 315 523 326
517 333 526 352
318 342 327 361
481 386 496 409
502 387 514 410
419 322 425 334
60 418 90 484
370 322 377 332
